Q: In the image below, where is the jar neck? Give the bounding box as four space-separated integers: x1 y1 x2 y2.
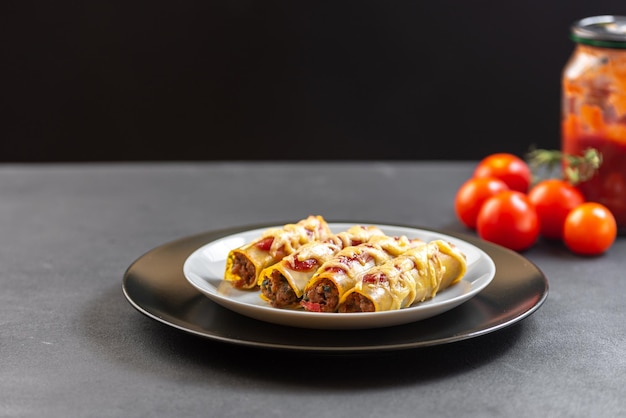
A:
575 43 626 57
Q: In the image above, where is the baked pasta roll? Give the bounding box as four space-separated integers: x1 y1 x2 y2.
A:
224 215 332 289
300 235 423 312
258 225 386 308
337 240 467 313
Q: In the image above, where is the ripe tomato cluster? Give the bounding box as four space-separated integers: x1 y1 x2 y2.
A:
455 153 617 255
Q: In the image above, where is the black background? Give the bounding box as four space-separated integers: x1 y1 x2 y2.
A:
3 1 626 162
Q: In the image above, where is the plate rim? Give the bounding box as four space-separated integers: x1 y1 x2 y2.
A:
122 221 549 353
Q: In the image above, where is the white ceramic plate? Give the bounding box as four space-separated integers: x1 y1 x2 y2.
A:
183 223 496 330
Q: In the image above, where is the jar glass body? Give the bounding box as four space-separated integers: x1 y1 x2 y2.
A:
561 43 626 233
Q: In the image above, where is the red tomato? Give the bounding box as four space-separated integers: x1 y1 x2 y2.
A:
563 202 617 255
476 190 540 251
474 153 532 193
454 177 509 229
527 179 585 240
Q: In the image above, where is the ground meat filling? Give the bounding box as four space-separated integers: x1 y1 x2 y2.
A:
338 293 375 313
230 253 256 288
260 270 299 308
305 278 340 312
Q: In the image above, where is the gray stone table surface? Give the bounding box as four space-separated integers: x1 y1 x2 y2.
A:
2 161 625 418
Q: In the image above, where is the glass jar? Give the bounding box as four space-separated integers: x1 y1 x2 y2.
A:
562 15 626 234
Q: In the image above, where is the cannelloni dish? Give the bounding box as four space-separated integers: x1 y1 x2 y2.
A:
223 215 333 289
221 216 468 314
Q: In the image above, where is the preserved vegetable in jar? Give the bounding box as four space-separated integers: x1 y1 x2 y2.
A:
562 15 626 234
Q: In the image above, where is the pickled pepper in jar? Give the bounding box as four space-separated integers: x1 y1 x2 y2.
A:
562 15 626 233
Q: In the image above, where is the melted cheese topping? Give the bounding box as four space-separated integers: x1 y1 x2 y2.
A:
258 226 390 298
328 225 386 247
344 239 467 311
260 215 332 256
367 234 423 256
291 241 341 263
305 237 414 296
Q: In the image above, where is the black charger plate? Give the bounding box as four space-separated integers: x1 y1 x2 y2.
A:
122 223 548 353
